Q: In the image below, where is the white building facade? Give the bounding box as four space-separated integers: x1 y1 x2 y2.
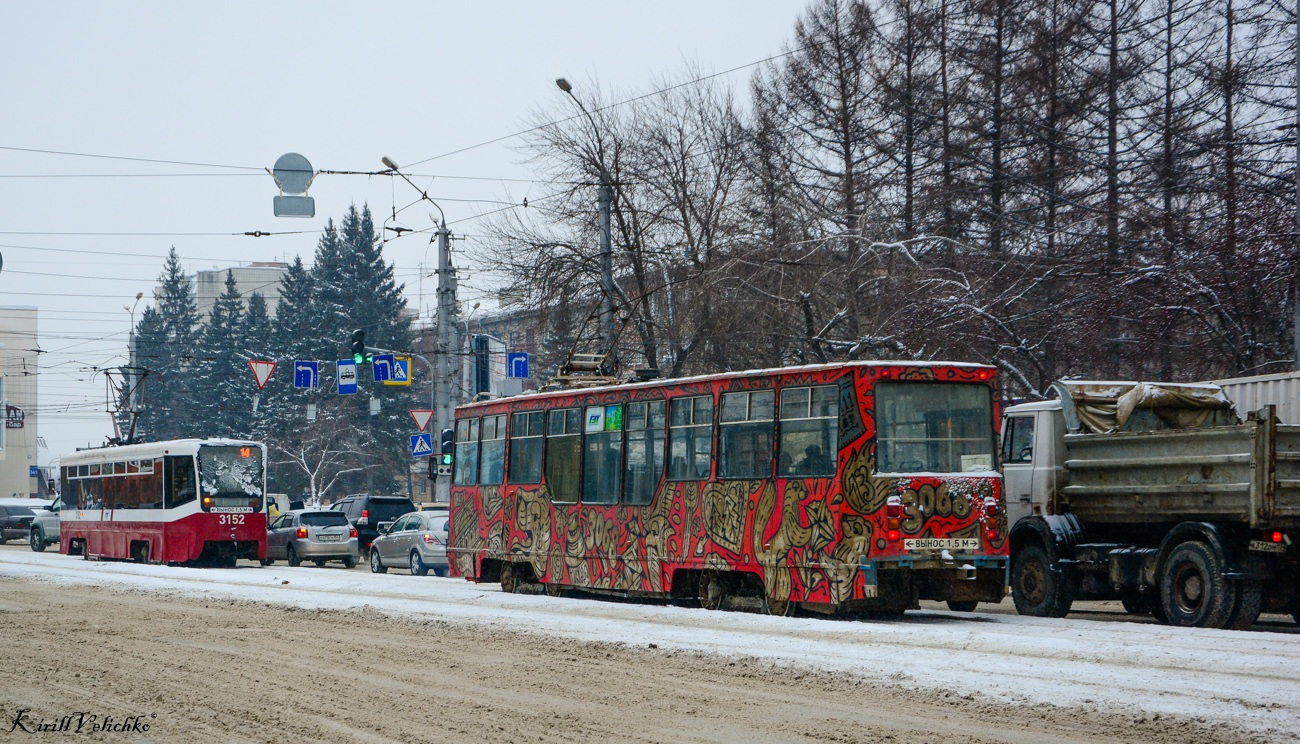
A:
0 306 39 498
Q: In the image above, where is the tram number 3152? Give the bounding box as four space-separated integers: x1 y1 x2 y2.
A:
218 514 246 525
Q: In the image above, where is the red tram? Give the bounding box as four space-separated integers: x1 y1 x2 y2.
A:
59 439 268 566
448 362 1007 614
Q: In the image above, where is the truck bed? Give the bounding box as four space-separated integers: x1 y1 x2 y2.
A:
1059 419 1300 529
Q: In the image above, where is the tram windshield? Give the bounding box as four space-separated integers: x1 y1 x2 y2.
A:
197 445 265 511
875 382 996 474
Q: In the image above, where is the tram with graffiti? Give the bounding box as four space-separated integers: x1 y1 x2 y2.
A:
448 362 1007 614
59 438 268 566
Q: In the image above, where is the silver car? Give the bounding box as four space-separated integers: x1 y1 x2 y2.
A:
265 509 359 568
29 498 63 551
369 509 449 576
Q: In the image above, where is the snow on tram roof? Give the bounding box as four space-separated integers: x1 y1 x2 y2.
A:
61 438 263 461
457 360 994 410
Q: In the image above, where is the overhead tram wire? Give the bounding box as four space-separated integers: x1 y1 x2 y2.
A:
0 145 262 171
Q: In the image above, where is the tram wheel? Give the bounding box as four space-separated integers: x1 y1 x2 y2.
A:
699 570 727 611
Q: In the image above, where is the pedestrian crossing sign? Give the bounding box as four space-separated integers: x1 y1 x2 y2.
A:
411 433 433 457
384 357 411 386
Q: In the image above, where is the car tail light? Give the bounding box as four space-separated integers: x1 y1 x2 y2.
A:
297 527 308 538
423 533 442 544
984 497 998 518
350 527 358 538
362 509 368 520
1271 531 1284 543
887 529 901 542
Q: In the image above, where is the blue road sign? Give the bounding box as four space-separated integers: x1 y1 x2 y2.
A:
373 353 395 382
410 433 433 457
337 360 358 394
29 466 39 478
294 360 319 389
383 357 410 386
508 352 529 379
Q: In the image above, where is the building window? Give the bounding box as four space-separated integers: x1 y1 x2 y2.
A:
453 418 480 486
508 410 545 484
479 414 506 485
777 386 839 477
583 405 623 504
669 395 713 481
718 389 775 479
545 408 582 503
623 400 665 505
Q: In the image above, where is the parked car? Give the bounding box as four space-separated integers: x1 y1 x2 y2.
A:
264 509 359 568
28 498 64 551
369 509 450 576
331 495 416 556
0 504 41 544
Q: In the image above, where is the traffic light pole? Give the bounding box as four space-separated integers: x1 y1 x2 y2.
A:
434 222 454 503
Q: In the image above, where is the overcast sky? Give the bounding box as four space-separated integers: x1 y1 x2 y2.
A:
0 2 806 464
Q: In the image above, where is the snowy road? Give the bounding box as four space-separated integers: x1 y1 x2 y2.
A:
2 547 1295 739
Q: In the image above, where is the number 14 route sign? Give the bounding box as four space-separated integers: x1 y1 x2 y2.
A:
248 361 276 390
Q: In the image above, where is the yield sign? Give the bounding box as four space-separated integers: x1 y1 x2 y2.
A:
248 360 277 390
410 409 435 433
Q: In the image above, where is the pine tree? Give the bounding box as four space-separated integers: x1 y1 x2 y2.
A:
240 293 275 439
137 247 200 440
196 271 247 437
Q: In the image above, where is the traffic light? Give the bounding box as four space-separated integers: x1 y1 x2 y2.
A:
351 329 366 364
430 428 455 480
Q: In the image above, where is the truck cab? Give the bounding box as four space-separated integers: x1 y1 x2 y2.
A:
1000 400 1065 528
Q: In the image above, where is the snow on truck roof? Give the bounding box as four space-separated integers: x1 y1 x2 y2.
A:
458 360 995 410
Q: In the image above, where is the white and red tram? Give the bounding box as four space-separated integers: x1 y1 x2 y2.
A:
59 439 267 565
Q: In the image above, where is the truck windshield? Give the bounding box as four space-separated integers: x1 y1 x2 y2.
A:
875 382 995 474
197 445 264 511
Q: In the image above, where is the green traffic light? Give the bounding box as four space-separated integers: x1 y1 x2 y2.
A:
442 454 453 465
353 353 364 364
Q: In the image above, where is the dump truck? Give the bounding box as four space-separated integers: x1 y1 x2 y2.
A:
1002 381 1299 629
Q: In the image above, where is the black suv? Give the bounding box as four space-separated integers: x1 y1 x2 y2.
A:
331 495 416 556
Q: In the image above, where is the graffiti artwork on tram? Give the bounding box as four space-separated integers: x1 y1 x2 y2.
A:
449 362 1003 606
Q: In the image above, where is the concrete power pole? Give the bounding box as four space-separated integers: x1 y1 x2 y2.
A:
435 222 454 503
598 182 614 351
1294 1 1299 371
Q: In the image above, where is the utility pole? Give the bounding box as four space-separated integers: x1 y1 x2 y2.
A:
598 182 614 350
434 221 454 503
1294 0 1299 371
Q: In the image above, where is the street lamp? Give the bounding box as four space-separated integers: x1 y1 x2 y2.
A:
554 78 615 351
123 291 144 328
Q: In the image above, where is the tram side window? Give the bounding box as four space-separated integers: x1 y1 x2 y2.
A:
453 418 480 486
164 455 197 509
623 400 666 505
669 395 713 481
545 408 582 503
508 411 545 484
479 414 507 486
719 390 775 479
778 386 839 477
78 475 102 510
583 405 623 504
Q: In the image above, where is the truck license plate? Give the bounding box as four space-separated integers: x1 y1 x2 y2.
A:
1248 539 1285 554
904 538 981 551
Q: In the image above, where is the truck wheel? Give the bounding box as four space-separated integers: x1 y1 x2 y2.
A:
1226 579 1263 630
1160 541 1236 628
1011 543 1072 618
